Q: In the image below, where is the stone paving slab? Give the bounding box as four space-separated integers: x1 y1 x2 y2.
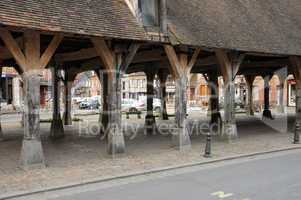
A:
0 113 298 197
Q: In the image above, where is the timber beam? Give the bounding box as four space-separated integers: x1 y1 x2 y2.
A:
262 74 274 119
0 63 3 141
91 37 125 155
50 65 65 140
207 71 222 134
158 70 169 120
55 47 165 64
0 28 63 72
144 68 158 135
245 75 256 116
290 56 301 144
91 38 140 155
216 49 245 140
63 68 77 126
0 28 63 168
164 45 201 150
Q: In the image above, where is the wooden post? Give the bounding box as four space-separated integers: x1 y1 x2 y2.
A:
207 72 222 134
97 70 109 136
277 75 286 114
91 40 139 154
158 71 169 120
295 88 301 143
21 70 45 167
289 56 301 143
63 69 75 126
5 76 9 104
144 69 157 135
216 50 245 141
50 66 64 139
92 38 125 155
164 45 200 150
245 75 255 116
91 39 139 155
224 78 236 137
173 74 190 148
262 75 273 119
0 28 63 167
0 63 3 141
106 70 125 154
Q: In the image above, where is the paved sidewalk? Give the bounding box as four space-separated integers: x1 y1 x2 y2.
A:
0 113 298 197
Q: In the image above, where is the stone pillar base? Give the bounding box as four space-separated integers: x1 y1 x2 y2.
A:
263 109 273 119
221 122 238 141
172 127 191 150
108 128 125 155
50 118 65 140
144 115 157 135
20 139 45 168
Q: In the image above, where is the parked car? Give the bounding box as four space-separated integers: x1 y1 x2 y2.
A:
187 104 203 113
72 97 85 104
79 99 100 110
121 98 144 113
137 97 162 113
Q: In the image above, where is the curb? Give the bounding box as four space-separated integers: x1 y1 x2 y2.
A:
1 111 20 115
1 146 301 199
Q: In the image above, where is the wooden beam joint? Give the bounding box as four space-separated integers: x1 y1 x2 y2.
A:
216 49 245 83
164 45 200 79
0 28 63 72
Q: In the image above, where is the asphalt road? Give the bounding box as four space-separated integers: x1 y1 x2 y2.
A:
40 150 301 200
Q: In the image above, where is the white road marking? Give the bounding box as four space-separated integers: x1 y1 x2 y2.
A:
211 191 234 199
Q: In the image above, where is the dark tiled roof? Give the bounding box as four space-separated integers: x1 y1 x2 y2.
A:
0 0 147 41
167 0 301 55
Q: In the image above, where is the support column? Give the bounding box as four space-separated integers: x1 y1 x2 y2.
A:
223 80 237 139
145 70 157 135
5 76 9 104
107 71 125 155
50 66 64 139
208 72 222 134
245 75 255 116
278 77 285 114
216 50 245 141
20 70 45 167
290 56 301 144
63 70 73 126
158 71 169 120
294 88 301 144
97 70 109 136
173 74 191 149
262 75 273 119
0 28 63 167
12 76 21 110
0 65 3 141
91 38 139 155
164 45 200 150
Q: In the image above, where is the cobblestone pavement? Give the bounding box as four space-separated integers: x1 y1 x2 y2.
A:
0 112 299 196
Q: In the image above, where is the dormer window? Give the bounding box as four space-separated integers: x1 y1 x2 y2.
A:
139 0 160 27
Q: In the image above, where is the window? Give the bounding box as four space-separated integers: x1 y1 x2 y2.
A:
139 0 160 27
